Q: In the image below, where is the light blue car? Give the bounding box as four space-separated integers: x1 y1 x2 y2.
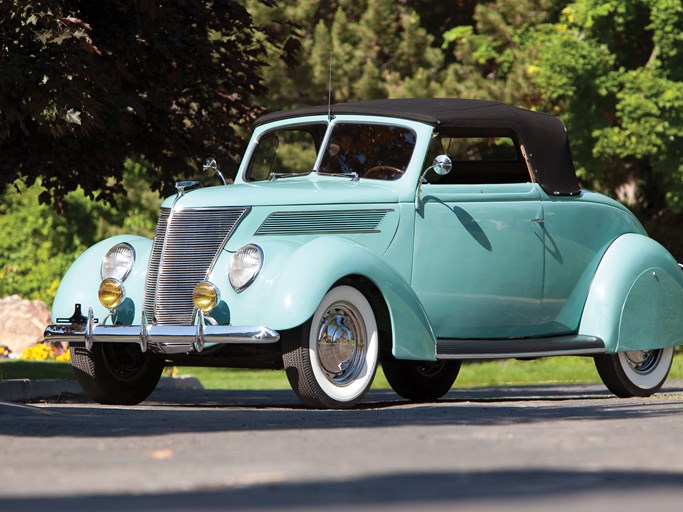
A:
46 98 683 408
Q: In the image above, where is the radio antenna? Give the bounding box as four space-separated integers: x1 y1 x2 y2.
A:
327 49 333 121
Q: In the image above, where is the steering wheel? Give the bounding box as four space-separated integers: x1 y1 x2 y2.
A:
363 166 405 180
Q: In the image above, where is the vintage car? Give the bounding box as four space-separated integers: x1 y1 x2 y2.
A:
45 98 683 408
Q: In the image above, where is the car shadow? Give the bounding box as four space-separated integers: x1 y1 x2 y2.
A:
1 468 682 512
2 382 683 438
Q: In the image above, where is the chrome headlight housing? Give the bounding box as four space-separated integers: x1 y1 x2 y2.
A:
229 244 263 292
101 242 136 281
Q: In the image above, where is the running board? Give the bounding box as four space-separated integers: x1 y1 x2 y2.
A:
436 335 605 360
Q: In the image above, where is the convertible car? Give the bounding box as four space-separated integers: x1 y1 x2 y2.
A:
46 98 683 408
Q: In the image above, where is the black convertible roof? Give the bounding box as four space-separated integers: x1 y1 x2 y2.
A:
255 98 580 196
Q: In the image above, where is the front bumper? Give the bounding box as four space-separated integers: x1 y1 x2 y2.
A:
44 307 280 354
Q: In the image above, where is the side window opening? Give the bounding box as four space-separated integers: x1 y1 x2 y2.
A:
425 133 531 185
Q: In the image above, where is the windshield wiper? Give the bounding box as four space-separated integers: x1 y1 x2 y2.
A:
316 171 360 181
269 171 313 181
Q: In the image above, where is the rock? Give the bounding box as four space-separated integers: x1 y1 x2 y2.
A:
0 295 52 355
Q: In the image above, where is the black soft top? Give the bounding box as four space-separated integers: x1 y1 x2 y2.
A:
255 98 580 196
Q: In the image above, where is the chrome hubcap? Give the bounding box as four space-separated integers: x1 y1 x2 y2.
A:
625 350 661 374
316 301 366 386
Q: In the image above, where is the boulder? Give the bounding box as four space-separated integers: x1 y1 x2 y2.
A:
0 295 52 355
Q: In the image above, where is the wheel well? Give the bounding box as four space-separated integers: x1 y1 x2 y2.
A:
334 275 393 362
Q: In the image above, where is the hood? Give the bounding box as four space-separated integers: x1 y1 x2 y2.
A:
163 177 401 209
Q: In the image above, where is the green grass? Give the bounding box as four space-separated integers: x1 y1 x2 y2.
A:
0 360 77 381
179 355 683 390
3 354 683 389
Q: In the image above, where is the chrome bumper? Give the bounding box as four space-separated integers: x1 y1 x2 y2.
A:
44 307 280 354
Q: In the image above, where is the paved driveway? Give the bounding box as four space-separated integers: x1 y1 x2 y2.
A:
2 383 683 511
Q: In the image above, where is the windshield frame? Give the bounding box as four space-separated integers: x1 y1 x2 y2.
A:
236 114 431 189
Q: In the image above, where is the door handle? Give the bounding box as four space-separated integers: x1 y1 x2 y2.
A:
528 218 545 224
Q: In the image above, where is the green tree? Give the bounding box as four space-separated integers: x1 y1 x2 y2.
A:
0 162 162 305
531 0 683 253
246 0 443 108
439 0 565 105
0 0 292 204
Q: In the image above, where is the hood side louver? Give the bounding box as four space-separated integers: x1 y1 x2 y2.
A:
255 209 392 236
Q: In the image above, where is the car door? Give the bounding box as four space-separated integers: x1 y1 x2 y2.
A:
412 181 545 339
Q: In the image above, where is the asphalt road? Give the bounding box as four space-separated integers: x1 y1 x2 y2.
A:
2 382 683 512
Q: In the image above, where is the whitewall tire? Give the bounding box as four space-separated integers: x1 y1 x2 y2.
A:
594 347 674 397
283 284 379 408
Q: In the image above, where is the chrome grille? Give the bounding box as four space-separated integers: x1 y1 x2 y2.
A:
143 207 248 325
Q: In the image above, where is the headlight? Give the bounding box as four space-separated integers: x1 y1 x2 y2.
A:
98 278 125 310
229 244 263 292
101 243 135 281
193 281 220 313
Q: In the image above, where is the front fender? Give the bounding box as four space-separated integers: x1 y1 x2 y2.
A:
578 233 683 352
51 235 152 324
221 237 437 360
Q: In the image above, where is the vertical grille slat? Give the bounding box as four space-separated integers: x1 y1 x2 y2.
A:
143 207 248 325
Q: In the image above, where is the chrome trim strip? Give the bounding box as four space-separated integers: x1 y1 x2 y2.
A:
436 335 605 360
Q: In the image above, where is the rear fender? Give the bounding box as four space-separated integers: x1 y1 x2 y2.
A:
578 233 683 352
221 237 437 360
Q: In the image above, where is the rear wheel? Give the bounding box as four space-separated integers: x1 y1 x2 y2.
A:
70 343 165 405
383 360 461 401
282 285 379 409
594 347 674 397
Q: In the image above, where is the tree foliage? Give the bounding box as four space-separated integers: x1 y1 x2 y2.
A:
246 0 445 107
0 0 290 204
0 160 161 305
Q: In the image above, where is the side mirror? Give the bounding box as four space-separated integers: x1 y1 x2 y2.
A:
415 155 452 209
203 157 227 185
432 154 452 176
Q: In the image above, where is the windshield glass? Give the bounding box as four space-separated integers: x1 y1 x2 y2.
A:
318 123 416 181
246 123 326 181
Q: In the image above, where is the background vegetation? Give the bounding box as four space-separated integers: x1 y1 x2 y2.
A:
1 0 682 306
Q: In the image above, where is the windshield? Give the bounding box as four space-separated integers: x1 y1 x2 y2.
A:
319 123 416 181
246 123 326 182
245 121 416 182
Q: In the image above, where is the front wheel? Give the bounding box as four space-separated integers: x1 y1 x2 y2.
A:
383 360 461 402
282 285 379 409
70 343 165 405
594 347 674 398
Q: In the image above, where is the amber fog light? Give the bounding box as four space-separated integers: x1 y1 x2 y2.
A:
193 281 219 313
98 278 125 310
